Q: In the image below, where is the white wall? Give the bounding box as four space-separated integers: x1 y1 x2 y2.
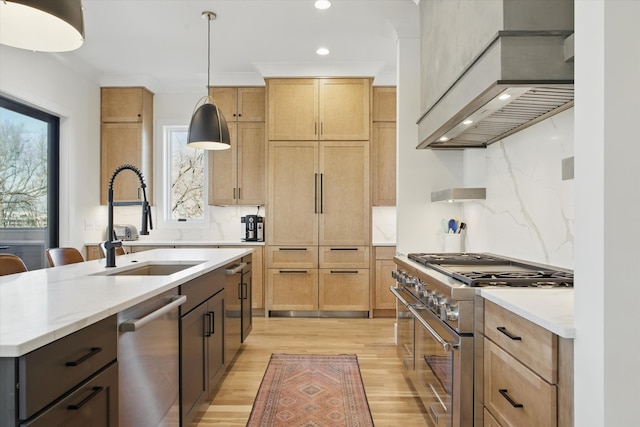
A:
574 1 640 425
0 45 101 252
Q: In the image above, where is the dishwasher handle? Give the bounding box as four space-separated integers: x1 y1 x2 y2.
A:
226 262 248 275
120 295 187 332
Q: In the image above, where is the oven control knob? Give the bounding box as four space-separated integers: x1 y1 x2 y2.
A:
428 292 441 310
391 270 398 280
439 304 459 322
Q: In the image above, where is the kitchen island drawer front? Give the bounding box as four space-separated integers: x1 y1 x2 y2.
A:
319 246 369 268
485 300 557 383
180 268 225 315
22 361 118 427
266 246 318 268
268 269 319 310
18 315 117 420
319 269 369 311
484 338 557 427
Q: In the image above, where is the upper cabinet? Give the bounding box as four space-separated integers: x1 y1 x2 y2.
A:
100 87 154 205
267 78 371 141
210 87 265 122
208 87 266 206
371 87 396 206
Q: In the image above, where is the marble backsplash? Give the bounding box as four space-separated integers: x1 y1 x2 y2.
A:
461 108 574 268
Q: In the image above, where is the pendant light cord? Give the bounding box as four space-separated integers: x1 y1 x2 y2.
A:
207 14 211 90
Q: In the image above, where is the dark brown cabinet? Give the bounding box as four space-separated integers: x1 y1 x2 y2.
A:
0 315 118 427
179 269 226 427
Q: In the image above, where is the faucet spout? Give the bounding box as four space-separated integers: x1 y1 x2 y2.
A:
105 164 152 268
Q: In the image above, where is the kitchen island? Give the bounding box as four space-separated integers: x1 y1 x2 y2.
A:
0 247 252 427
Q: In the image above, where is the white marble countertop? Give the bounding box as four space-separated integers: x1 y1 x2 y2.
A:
480 288 575 338
0 248 252 357
372 241 396 247
86 240 264 246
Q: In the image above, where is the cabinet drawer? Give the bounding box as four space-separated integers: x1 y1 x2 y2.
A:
374 246 396 260
319 246 369 268
266 246 318 268
319 269 369 311
484 338 557 427
18 315 117 420
268 268 319 310
23 361 118 427
180 268 225 315
485 300 557 383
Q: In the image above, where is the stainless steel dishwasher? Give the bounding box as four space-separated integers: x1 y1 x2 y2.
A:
118 288 186 427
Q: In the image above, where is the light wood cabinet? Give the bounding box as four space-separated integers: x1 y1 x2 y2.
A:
267 141 369 246
319 269 369 311
373 246 397 313
210 87 265 122
371 87 396 206
482 299 573 427
267 78 371 141
372 86 397 122
208 122 266 205
100 87 153 205
268 269 319 311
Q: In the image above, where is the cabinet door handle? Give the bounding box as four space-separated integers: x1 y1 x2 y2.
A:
314 173 318 213
320 122 323 136
497 326 522 341
233 188 236 200
330 248 358 251
278 247 307 251
237 187 241 200
314 122 318 135
208 311 215 335
320 173 324 213
67 386 104 411
204 312 213 337
279 270 308 274
242 282 248 299
66 347 102 367
499 389 524 408
330 270 358 274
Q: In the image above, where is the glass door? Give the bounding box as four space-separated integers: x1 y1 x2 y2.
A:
0 96 59 270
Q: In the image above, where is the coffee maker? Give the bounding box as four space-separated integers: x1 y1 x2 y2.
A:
241 215 264 241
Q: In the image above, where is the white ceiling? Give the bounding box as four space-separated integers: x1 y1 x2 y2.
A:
67 0 419 93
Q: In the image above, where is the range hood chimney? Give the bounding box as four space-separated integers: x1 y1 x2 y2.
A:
417 1 574 149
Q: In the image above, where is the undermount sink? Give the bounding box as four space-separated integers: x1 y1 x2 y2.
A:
93 261 203 276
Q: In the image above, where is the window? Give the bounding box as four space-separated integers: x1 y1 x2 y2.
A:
162 125 208 225
0 95 59 270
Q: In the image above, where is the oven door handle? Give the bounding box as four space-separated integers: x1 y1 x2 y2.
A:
408 305 456 353
390 287 411 307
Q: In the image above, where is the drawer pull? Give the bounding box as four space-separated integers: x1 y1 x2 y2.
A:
499 389 524 408
67 386 104 410
330 248 358 251
497 326 522 341
66 347 102 367
279 270 308 274
330 270 358 274
278 247 307 251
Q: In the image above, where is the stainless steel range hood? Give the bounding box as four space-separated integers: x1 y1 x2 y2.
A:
417 30 574 149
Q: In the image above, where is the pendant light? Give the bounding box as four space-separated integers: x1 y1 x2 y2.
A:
187 11 230 150
0 0 84 52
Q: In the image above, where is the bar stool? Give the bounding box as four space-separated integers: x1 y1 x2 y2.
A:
45 247 85 267
0 254 28 276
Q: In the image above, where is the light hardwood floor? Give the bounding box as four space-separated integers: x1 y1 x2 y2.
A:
196 316 431 426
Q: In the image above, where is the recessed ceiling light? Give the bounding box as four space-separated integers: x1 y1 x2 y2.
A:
462 119 473 125
498 93 511 101
316 47 330 55
438 136 449 142
314 1 332 10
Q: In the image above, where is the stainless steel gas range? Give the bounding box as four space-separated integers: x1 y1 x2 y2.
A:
390 252 573 427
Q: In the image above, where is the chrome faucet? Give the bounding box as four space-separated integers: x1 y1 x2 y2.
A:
105 164 152 267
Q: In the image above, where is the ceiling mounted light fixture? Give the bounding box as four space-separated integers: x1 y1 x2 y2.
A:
0 0 85 52
316 47 329 55
187 11 230 150
314 1 332 10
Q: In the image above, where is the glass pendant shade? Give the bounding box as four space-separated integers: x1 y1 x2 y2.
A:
187 97 231 150
0 0 85 52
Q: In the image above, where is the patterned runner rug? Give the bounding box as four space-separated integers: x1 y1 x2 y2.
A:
246 354 374 427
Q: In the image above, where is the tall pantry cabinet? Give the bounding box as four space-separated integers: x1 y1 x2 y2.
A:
265 78 371 314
